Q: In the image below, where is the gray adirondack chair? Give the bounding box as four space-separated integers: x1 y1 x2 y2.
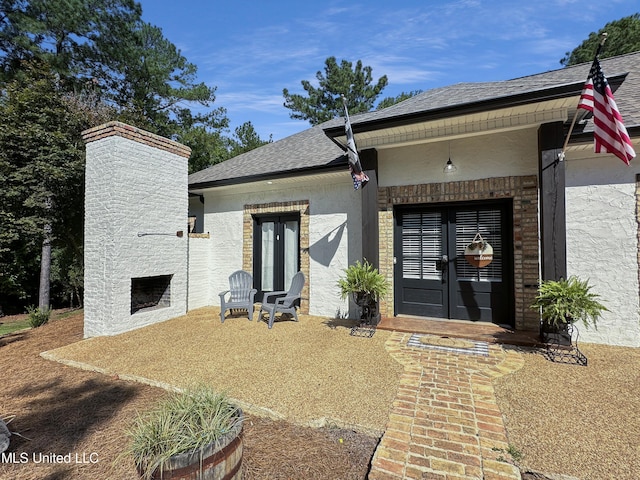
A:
219 270 257 323
259 271 305 329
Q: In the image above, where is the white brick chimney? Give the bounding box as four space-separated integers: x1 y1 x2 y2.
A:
82 122 191 337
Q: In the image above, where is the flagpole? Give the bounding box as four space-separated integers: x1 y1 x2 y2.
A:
341 94 369 189
558 32 608 162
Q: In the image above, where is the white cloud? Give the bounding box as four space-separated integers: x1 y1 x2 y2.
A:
138 0 640 140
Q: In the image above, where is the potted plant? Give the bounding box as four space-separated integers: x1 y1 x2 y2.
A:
531 276 608 345
337 259 389 324
126 385 243 480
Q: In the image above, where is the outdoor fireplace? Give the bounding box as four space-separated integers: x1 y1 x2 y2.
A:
131 275 172 314
82 122 190 337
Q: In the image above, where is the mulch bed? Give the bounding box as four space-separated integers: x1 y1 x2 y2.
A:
0 311 378 479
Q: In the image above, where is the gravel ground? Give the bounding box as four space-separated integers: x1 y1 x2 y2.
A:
494 343 640 480
43 307 405 435
7 308 638 480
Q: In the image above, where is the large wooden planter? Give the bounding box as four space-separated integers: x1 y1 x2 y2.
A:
144 411 244 480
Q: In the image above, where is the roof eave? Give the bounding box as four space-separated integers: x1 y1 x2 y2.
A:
568 124 640 145
324 76 628 138
188 161 347 191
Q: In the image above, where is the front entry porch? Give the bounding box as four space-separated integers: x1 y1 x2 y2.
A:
377 175 542 333
377 315 541 347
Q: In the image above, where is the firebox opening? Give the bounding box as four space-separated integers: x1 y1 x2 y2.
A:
131 274 172 314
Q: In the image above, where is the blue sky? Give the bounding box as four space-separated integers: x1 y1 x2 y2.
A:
137 0 638 141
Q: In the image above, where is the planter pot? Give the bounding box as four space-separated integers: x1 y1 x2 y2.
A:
464 242 493 268
540 322 572 346
143 411 244 480
352 292 378 324
0 418 9 454
464 234 494 268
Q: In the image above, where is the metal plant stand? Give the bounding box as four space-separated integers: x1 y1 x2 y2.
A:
349 294 378 338
542 323 588 366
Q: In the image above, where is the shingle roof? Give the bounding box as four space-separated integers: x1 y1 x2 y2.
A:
188 121 345 188
323 50 640 132
189 51 640 188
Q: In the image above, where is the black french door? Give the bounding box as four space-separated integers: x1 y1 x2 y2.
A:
394 201 513 325
253 214 300 301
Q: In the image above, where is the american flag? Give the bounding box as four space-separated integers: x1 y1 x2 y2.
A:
342 98 369 190
577 58 636 165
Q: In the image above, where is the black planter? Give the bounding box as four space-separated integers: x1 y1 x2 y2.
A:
352 292 378 325
540 321 588 365
540 322 572 346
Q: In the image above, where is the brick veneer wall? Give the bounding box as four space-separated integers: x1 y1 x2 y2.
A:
378 175 540 331
82 122 190 337
82 121 192 158
243 200 310 314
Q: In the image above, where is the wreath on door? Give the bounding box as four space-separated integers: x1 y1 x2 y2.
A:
464 233 493 268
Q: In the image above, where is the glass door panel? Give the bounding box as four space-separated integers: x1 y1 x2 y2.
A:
254 214 300 301
284 220 299 290
261 221 275 291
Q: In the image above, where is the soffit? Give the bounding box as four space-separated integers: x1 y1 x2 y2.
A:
335 97 579 150
189 170 348 195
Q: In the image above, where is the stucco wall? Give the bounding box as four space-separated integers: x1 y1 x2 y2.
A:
187 235 212 310
198 174 361 318
565 154 640 347
377 129 539 187
189 128 640 346
83 125 189 337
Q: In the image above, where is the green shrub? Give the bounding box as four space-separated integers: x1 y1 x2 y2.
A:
337 259 389 302
531 276 608 329
126 386 242 480
27 306 51 328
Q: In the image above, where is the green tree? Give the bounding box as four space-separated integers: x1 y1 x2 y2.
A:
0 62 93 312
282 57 388 125
560 13 640 66
0 1 271 310
0 0 143 87
109 22 227 137
0 1 238 172
174 109 231 174
229 121 272 158
376 90 423 110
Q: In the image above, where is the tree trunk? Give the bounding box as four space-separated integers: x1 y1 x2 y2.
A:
38 223 52 311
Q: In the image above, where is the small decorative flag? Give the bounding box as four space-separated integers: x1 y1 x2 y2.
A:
342 97 369 189
577 58 636 165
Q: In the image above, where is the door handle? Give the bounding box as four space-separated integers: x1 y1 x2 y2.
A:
440 255 448 280
436 255 448 272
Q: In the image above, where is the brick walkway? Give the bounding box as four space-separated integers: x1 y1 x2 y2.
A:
369 332 525 480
